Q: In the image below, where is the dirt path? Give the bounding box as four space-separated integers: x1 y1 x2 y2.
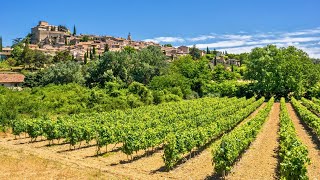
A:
0 103 266 180
287 103 320 179
226 103 279 180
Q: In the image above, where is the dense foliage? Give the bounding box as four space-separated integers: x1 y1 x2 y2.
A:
246 45 320 98
86 46 168 86
0 83 181 131
279 98 309 179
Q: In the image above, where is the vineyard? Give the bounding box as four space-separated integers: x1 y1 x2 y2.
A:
1 96 320 179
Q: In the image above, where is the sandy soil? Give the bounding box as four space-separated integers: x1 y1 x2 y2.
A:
0 103 266 180
287 103 320 179
0 146 116 180
226 103 280 180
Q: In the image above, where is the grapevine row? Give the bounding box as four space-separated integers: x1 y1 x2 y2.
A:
211 97 274 175
301 97 320 115
291 97 320 137
279 98 309 179
163 97 264 170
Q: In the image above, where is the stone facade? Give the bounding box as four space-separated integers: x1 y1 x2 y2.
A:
31 21 70 46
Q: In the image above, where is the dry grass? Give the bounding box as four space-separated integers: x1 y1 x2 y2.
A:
0 146 117 180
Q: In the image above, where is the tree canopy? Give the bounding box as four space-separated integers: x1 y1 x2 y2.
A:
245 45 320 98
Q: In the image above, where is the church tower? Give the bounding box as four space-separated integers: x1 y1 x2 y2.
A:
127 32 132 41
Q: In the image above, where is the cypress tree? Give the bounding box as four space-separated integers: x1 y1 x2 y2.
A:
206 46 210 54
0 36 2 52
231 64 234 72
84 53 87 64
87 49 89 56
93 46 96 55
73 25 76 36
89 49 93 59
99 54 101 59
104 44 109 52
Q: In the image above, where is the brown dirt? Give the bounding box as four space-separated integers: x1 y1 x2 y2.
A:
0 103 266 180
226 103 279 180
286 103 320 179
0 146 116 180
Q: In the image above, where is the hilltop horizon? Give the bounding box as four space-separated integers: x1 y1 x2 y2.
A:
1 0 320 57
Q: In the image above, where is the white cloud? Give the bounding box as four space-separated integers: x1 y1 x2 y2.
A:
187 35 216 42
221 34 252 40
282 27 320 37
188 40 247 49
247 37 320 45
143 27 320 58
218 45 262 54
143 37 185 43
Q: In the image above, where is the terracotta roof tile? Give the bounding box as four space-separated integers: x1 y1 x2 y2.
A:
0 73 25 83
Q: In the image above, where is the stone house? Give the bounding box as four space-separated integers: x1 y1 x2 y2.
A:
0 73 25 88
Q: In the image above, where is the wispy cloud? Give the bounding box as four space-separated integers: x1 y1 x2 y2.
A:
144 27 320 58
282 27 320 37
221 34 252 40
189 40 247 49
187 35 216 42
143 37 185 43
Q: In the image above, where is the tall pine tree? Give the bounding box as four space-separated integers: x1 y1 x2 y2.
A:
89 49 93 59
104 44 109 52
92 46 96 55
206 46 210 54
84 53 87 64
73 25 76 36
0 36 2 52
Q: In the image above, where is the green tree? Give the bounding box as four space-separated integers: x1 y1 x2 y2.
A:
92 46 96 55
104 44 109 52
21 43 34 67
123 46 135 54
163 44 173 47
80 35 89 42
189 45 201 60
212 48 218 56
0 36 2 52
206 46 210 54
212 64 236 82
73 25 76 36
53 50 73 62
33 50 51 68
24 61 85 87
245 45 319 98
89 49 93 59
84 53 88 64
86 46 167 87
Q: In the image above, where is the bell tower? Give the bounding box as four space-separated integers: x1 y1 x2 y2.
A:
127 32 132 41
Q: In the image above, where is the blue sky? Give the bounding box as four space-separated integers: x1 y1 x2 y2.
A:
1 0 320 57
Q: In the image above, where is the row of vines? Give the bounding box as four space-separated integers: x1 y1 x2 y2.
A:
6 96 264 170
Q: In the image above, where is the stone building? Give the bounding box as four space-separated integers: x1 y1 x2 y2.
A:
31 21 70 46
0 73 25 89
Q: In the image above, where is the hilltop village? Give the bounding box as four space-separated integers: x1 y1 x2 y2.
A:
2 21 192 61
0 21 240 65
